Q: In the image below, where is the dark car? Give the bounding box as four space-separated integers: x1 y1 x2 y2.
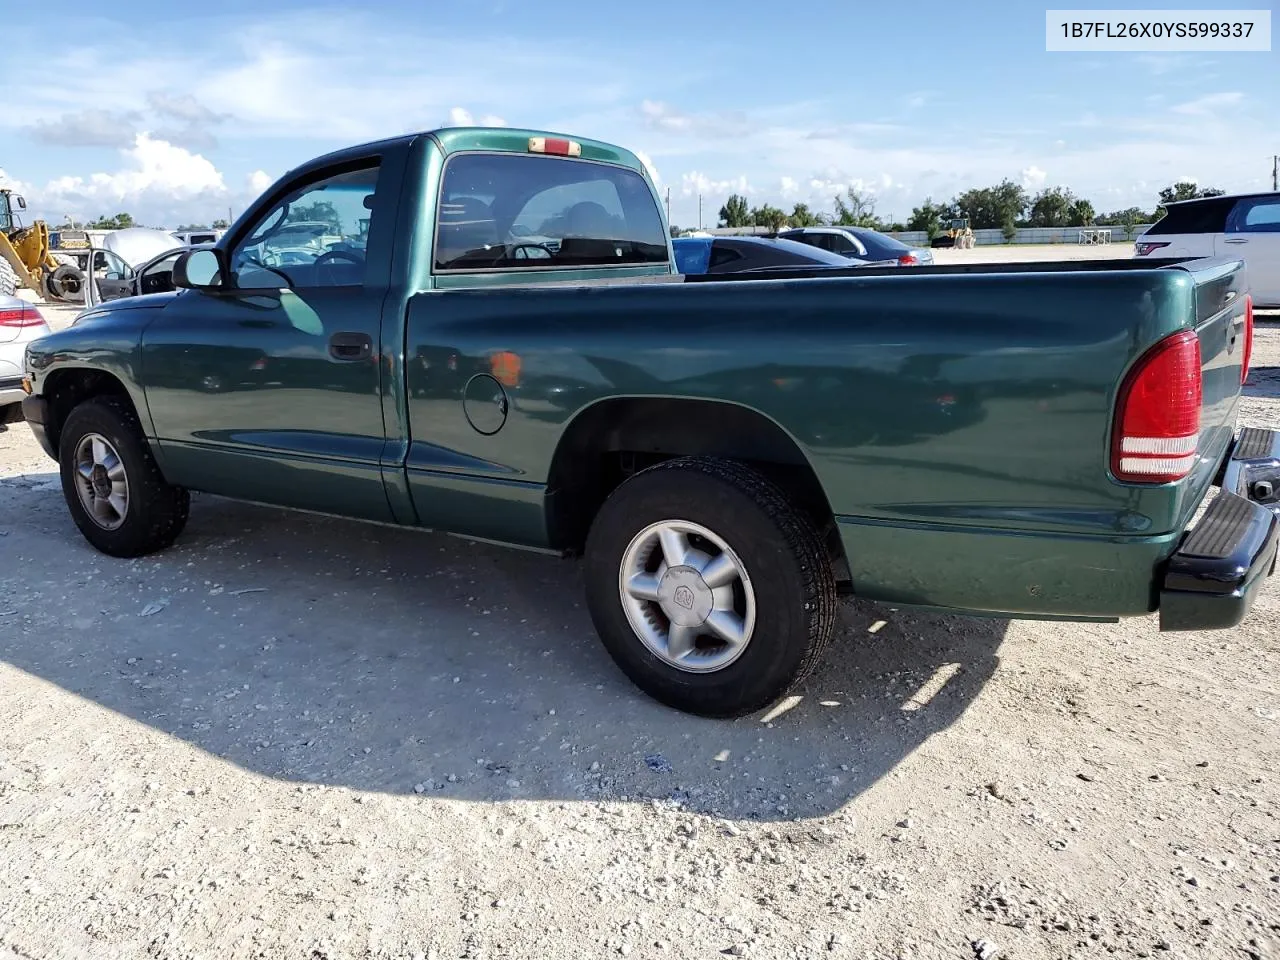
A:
778 226 935 265
672 235 868 275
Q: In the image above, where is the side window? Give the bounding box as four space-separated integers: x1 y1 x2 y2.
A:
834 234 860 255
229 163 380 289
794 233 826 251
1229 199 1280 233
94 250 133 280
434 153 668 272
140 253 181 295
708 244 743 268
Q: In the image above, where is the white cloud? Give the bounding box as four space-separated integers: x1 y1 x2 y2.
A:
443 107 507 128
640 100 749 139
248 170 273 193
30 109 140 148
632 148 661 186
0 168 27 192
1021 165 1048 189
1172 91 1243 115
780 176 799 198
28 134 229 225
680 171 750 199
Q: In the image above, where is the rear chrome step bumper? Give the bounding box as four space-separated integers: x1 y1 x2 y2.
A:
1160 428 1280 631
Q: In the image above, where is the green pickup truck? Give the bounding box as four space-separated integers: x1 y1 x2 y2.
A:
19 126 1280 717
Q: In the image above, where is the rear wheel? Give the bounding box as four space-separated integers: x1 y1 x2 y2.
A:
583 456 838 718
58 396 189 557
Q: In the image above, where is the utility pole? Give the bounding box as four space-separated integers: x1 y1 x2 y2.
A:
1272 155 1278 192
698 193 703 230
665 187 671 227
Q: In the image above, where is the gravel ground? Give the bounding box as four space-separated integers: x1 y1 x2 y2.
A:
0 299 1278 960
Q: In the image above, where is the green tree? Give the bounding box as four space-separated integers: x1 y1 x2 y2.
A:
1118 207 1145 238
954 179 1028 230
1027 187 1075 227
907 198 954 239
832 187 880 228
1155 180 1225 219
1001 216 1018 244
1095 207 1151 235
212 218 230 229
750 204 788 231
718 194 750 228
175 222 210 232
788 202 824 227
88 213 135 230
669 225 682 238
1067 197 1095 226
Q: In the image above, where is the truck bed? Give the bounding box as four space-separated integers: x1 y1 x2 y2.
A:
681 255 1196 282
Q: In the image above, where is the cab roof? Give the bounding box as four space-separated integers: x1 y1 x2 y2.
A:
297 127 650 179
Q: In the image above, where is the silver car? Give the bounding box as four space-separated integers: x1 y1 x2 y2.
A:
0 295 51 418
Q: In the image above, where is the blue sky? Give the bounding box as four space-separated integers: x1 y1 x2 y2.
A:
0 0 1275 229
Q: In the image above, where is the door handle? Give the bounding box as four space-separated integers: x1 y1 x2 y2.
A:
1222 238 1248 244
329 332 373 361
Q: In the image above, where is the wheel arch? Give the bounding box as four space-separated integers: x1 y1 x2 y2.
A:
40 366 147 458
543 395 848 579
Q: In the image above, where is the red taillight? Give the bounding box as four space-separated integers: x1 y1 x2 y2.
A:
1135 241 1170 256
1240 294 1254 385
0 304 44 328
898 252 919 265
1111 330 1202 484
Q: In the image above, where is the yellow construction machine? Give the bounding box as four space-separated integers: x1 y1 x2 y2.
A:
0 188 87 301
943 217 975 249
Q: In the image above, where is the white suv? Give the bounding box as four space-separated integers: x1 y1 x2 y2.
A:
1135 192 1280 306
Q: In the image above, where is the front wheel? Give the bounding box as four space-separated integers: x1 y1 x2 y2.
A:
583 457 838 718
58 396 190 557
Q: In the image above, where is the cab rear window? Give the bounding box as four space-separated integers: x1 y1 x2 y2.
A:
434 153 669 272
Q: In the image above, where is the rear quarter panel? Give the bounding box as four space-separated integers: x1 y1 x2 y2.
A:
402 266 1207 548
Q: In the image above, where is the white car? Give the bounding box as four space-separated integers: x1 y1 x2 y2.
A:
0 295 51 417
1135 191 1280 306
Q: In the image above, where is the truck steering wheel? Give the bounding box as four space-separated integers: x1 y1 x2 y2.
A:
313 249 366 283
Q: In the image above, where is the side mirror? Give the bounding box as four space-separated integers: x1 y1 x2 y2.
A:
15 196 26 210
173 248 226 290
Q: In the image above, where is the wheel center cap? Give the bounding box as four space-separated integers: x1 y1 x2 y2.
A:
657 565 714 627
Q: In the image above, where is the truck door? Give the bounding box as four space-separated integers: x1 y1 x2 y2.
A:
141 157 397 521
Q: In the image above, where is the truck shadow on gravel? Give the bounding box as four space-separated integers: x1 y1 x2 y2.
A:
1 481 1004 822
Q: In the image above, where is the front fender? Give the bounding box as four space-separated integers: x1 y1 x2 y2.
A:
24 303 163 441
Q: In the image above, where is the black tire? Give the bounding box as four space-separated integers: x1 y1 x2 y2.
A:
0 258 18 297
583 456 838 718
43 263 85 303
58 396 189 557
